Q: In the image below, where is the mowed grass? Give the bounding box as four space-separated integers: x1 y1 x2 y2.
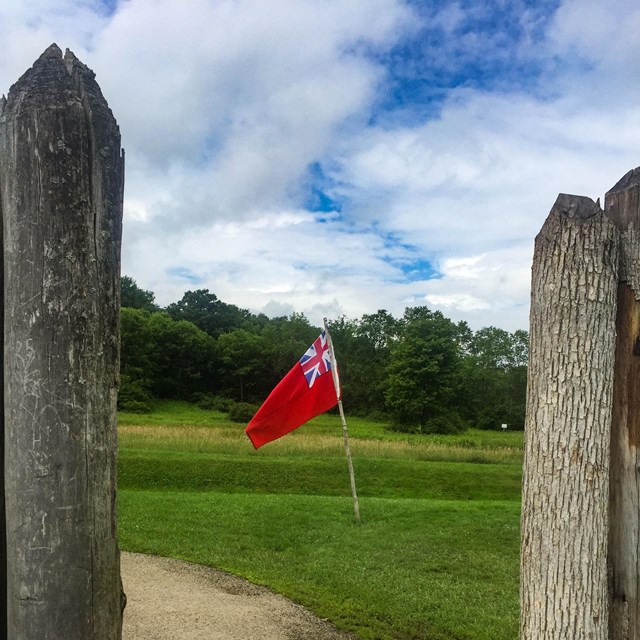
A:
118 400 523 640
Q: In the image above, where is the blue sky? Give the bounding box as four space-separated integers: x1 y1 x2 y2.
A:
1 0 639 330
380 0 560 108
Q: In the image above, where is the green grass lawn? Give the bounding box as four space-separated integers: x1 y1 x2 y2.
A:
118 400 522 640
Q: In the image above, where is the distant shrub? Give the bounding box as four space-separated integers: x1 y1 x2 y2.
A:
119 372 153 412
365 409 391 423
228 401 259 423
387 411 467 435
211 396 235 412
190 392 234 412
386 422 421 435
119 400 152 414
422 412 467 434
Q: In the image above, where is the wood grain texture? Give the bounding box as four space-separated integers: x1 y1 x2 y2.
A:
521 194 618 639
604 173 640 640
0 44 124 639
0 99 5 637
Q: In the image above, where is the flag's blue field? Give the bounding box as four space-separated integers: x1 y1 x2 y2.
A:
118 401 522 640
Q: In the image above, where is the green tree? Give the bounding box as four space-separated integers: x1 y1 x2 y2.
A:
117 279 528 429
470 326 514 368
166 289 251 338
325 315 360 406
357 309 400 351
121 275 157 311
119 307 155 410
459 327 528 429
261 313 319 381
329 310 399 415
147 312 218 399
217 328 271 402
511 329 529 367
386 307 465 433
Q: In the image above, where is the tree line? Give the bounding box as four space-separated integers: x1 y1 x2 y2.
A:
120 276 527 432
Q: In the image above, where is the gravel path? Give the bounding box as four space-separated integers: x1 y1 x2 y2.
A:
121 552 356 640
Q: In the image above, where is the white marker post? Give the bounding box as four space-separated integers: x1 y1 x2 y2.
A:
323 318 361 524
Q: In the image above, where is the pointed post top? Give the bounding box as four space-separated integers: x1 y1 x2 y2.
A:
607 166 640 196
39 43 63 60
605 167 640 233
552 193 602 221
3 43 71 113
535 193 606 248
2 45 114 135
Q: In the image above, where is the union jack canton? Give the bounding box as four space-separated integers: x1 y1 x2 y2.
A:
299 332 332 388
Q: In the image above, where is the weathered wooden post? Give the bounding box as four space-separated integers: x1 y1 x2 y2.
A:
0 44 124 638
522 170 640 639
521 194 618 638
605 169 640 640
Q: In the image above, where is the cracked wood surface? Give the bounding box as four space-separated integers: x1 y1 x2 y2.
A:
0 44 124 639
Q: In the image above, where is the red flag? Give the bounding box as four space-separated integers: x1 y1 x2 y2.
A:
245 331 339 449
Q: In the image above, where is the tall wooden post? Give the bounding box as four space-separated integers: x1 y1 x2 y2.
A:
604 168 640 640
0 44 124 638
0 95 5 638
521 194 618 639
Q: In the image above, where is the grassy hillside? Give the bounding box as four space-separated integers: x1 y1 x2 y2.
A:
118 401 523 640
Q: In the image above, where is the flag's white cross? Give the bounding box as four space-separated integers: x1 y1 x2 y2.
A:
299 332 331 388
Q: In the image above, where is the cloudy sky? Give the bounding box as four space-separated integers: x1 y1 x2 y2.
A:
2 0 640 331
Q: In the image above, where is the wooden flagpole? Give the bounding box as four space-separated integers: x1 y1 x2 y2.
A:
323 318 361 524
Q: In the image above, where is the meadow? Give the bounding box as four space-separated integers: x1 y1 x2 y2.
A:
118 401 523 640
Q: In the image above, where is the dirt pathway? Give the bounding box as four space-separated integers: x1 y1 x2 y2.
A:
121 552 356 640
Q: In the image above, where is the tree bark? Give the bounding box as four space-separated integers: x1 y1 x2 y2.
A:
521 194 618 639
0 92 5 639
604 169 640 640
0 44 124 639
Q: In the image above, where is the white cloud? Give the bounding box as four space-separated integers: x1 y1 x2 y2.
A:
0 1 108 93
329 85 640 314
423 245 533 330
2 0 640 332
341 88 640 232
545 0 640 108
549 0 640 64
425 293 491 313
86 0 412 227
